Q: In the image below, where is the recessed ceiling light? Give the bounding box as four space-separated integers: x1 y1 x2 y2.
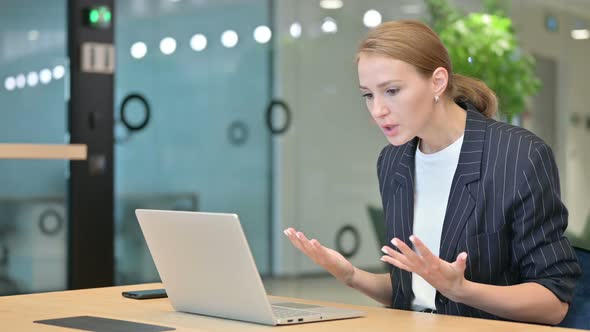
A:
39 69 52 84
27 72 39 87
190 34 207 51
160 37 177 55
254 25 272 44
4 76 16 91
130 42 148 59
363 10 382 28
53 65 65 80
321 17 338 34
571 29 589 40
290 23 302 38
319 0 343 10
221 30 239 48
15 74 26 89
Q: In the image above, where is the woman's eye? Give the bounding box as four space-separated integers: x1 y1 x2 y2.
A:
362 93 373 99
386 88 399 96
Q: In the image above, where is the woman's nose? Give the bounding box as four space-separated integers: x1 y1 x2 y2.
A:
370 99 389 118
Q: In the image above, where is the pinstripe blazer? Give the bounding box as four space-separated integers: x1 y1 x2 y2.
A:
377 103 582 320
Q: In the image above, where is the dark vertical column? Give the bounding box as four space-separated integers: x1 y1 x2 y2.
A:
67 0 115 289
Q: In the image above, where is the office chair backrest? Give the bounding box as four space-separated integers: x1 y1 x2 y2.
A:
559 246 590 330
367 205 386 247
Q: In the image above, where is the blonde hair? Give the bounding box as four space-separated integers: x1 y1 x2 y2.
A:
357 20 497 118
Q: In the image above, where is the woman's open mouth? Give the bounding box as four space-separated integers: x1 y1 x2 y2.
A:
382 124 399 137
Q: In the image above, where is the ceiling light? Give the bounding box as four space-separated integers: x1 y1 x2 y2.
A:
130 42 148 59
319 0 343 10
53 65 65 80
254 25 272 44
160 37 177 55
4 77 16 91
321 17 338 34
290 23 302 38
190 34 207 51
221 30 239 48
39 69 52 84
15 74 26 89
27 72 39 87
363 10 382 28
571 29 589 40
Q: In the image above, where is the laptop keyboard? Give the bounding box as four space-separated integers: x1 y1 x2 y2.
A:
272 306 318 318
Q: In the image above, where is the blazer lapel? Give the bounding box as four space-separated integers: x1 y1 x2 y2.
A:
388 137 418 308
439 107 487 262
391 137 419 244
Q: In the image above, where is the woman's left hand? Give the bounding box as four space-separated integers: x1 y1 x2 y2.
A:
381 235 468 302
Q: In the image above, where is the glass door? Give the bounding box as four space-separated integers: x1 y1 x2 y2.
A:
114 0 273 284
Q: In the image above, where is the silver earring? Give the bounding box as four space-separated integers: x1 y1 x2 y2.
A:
434 95 440 104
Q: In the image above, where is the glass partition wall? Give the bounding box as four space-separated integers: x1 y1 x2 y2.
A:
0 0 69 295
113 0 273 283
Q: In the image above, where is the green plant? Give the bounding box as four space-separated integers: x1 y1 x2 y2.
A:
424 0 541 121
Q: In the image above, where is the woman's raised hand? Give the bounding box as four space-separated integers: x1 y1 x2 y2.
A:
283 228 356 286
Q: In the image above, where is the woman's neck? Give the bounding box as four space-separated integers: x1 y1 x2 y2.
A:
418 100 467 154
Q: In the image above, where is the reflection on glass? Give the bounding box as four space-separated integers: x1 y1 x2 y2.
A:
254 25 272 44
130 42 148 59
39 69 52 84
221 30 239 48
159 37 177 55
4 77 16 91
28 30 39 41
321 17 338 34
290 22 302 39
190 34 207 52
15 74 26 89
52 66 65 80
27 72 39 87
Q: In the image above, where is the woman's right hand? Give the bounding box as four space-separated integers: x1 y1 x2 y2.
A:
283 227 356 286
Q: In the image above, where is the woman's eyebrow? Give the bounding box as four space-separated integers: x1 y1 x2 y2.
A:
359 79 403 90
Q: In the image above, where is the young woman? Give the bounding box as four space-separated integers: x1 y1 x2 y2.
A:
283 20 581 325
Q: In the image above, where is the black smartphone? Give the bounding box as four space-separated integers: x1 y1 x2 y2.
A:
121 288 167 300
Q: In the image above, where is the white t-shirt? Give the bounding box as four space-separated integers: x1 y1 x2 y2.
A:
412 134 464 310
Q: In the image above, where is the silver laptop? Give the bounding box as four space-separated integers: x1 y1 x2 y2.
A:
135 209 365 325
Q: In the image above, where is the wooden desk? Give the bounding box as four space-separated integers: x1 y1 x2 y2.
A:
0 144 87 160
0 283 582 331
